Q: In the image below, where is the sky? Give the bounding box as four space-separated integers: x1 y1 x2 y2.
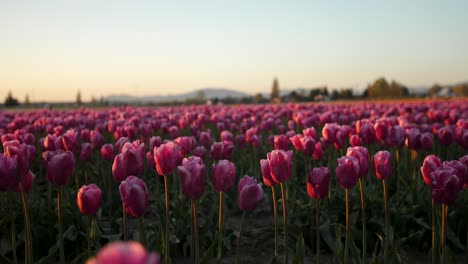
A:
1 0 468 102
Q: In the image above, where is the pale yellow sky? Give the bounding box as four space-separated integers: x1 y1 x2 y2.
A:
2 1 468 102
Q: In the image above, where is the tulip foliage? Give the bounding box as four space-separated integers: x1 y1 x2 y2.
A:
0 100 467 264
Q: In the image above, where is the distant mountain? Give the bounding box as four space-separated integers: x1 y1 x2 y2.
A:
105 88 250 103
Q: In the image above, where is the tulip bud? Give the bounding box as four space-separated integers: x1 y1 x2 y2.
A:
237 176 263 212
336 156 360 189
260 159 276 187
346 146 369 178
119 176 149 218
313 142 324 160
112 142 144 182
154 142 183 176
212 160 236 192
44 150 76 186
459 155 468 188
18 170 35 193
220 131 233 142
421 155 442 186
373 151 392 180
419 132 433 150
437 126 454 147
349 135 363 147
273 135 289 151
177 156 206 200
267 150 293 183
210 141 234 161
80 143 93 162
0 154 18 192
307 167 331 199
442 160 466 192
86 241 161 264
77 184 102 215
100 144 115 161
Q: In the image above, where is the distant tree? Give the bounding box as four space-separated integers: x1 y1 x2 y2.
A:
271 78 280 101
331 90 339 100
452 84 468 96
76 91 82 105
254 93 264 103
25 94 30 106
366 77 408 98
428 84 443 97
4 91 19 107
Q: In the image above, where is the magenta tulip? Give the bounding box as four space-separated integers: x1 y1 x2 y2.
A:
273 135 289 151
0 154 18 192
266 150 293 183
80 143 93 161
154 142 183 176
237 176 263 212
430 166 462 204
346 146 369 178
212 160 236 192
86 241 161 264
459 155 468 188
177 156 206 200
77 184 102 215
260 159 276 187
313 142 324 160
373 151 392 180
335 156 360 189
112 142 145 182
442 160 466 192
210 141 234 161
44 150 76 186
119 176 149 218
307 167 331 199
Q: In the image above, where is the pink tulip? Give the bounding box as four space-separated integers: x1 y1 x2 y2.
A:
0 154 18 192
177 156 206 200
174 136 196 156
421 155 442 185
86 241 161 264
260 159 276 187
273 135 289 151
119 176 149 218
237 176 263 212
267 150 293 183
373 151 392 180
210 141 234 161
77 184 102 215
154 142 183 176
100 144 115 161
346 146 369 178
313 142 324 160
112 142 145 182
307 167 331 199
336 156 360 189
212 160 236 192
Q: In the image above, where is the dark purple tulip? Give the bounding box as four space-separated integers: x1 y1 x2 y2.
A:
210 141 234 161
168 126 180 139
442 160 466 192
267 150 293 183
18 170 34 193
80 129 90 142
77 184 102 215
389 125 405 147
346 146 369 178
437 126 454 146
199 132 211 147
44 150 76 186
322 123 338 143
174 136 196 156
430 166 462 204
0 154 18 192
220 131 233 142
119 176 149 218
307 167 331 199
419 132 433 150
62 129 78 152
115 137 130 153
193 146 206 159
421 155 442 186
250 135 261 148
273 135 289 151
237 176 263 212
91 130 104 149
335 156 360 189
80 143 93 162
100 144 115 161
212 160 236 192
360 123 376 144
177 156 206 200
149 136 163 153
373 151 392 180
87 241 161 264
459 155 468 188
235 134 246 149
146 151 155 171
112 142 145 182
43 134 57 151
405 128 421 150
154 142 183 176
3 140 30 176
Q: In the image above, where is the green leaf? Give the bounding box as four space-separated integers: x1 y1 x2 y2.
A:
292 232 304 264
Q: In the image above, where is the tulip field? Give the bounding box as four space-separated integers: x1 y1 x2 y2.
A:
1 99 468 264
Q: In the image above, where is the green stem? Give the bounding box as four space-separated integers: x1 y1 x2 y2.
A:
441 204 447 264
139 217 146 247
164 175 170 264
345 188 349 264
272 186 278 257
236 212 247 264
86 216 91 258
19 183 32 264
8 193 17 264
192 200 199 264
383 179 389 264
432 199 436 264
280 183 288 264
316 199 320 264
217 192 224 263
122 203 128 241
58 187 64 264
359 178 366 264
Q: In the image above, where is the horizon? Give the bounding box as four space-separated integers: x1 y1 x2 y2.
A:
2 0 468 102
